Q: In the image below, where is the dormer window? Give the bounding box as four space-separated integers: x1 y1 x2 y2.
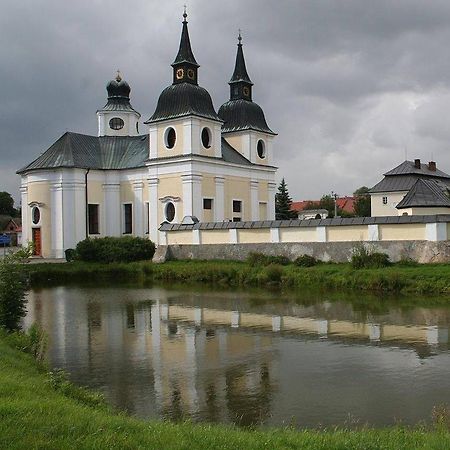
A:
109 117 124 130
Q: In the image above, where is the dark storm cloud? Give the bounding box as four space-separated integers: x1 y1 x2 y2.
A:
2 0 450 202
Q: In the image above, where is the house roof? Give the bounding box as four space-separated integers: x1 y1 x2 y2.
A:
18 132 258 174
370 160 450 193
384 160 450 178
0 216 20 232
396 179 450 209
291 197 355 214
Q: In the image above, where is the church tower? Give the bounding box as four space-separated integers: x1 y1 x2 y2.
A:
218 33 276 165
145 11 222 160
97 72 141 137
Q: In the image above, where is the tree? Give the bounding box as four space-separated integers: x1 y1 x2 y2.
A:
0 254 27 332
275 178 297 220
353 186 371 217
0 192 16 216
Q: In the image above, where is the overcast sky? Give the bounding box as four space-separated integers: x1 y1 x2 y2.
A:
2 0 450 203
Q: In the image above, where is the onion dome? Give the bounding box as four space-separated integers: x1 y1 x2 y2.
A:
145 11 220 124
218 33 275 134
98 71 139 115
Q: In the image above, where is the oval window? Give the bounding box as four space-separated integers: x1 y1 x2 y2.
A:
201 127 211 148
257 140 266 159
109 117 124 130
165 202 175 222
165 127 176 149
32 207 40 225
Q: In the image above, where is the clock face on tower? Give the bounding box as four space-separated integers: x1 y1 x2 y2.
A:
187 69 195 80
243 86 250 97
176 68 184 80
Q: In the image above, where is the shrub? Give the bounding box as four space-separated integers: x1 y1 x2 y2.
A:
351 243 390 269
259 264 284 285
75 236 155 263
294 254 319 267
246 252 291 267
0 255 27 332
4 324 47 362
397 257 418 267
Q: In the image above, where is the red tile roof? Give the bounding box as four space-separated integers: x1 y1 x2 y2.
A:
291 197 355 214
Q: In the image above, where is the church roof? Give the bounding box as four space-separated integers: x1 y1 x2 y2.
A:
396 179 450 209
218 99 275 134
172 12 199 68
229 34 252 85
17 132 259 173
17 132 149 173
145 82 221 123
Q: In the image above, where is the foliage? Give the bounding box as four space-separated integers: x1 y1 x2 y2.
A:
3 323 47 362
47 368 107 409
303 194 352 218
75 236 155 263
294 254 319 267
0 191 18 216
353 186 371 217
246 252 291 266
351 243 391 269
13 241 34 259
0 254 27 332
275 178 297 220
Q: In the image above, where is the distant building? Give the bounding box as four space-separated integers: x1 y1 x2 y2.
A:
291 196 355 218
0 216 22 246
370 159 450 216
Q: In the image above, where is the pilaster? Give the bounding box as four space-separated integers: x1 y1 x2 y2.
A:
250 180 259 221
214 176 225 221
50 182 64 258
102 183 121 236
148 177 159 244
20 185 28 245
133 181 144 237
181 173 203 219
267 182 276 220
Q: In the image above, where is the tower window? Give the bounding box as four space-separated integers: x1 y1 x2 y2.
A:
201 127 212 149
382 196 388 205
109 117 124 130
165 202 176 222
257 140 266 159
164 127 176 149
203 198 213 210
88 204 99 234
124 203 132 234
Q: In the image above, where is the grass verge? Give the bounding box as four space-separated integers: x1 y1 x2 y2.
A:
1 335 450 450
25 259 450 295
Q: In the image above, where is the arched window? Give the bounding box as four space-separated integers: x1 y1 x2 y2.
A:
32 206 41 225
165 202 175 222
257 140 266 159
201 127 212 148
164 127 176 149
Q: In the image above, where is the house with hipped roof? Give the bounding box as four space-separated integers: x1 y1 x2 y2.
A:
370 159 450 217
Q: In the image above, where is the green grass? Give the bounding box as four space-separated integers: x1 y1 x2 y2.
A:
25 259 450 295
2 336 450 450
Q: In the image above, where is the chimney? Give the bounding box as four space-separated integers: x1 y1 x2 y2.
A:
428 161 436 172
414 158 421 169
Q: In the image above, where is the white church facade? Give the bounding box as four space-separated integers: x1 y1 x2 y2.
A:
18 13 277 258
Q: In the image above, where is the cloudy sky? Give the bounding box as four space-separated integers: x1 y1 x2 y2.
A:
2 0 450 203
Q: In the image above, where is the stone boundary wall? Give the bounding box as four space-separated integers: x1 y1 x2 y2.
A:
153 240 450 264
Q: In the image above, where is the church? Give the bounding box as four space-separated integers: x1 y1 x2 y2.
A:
18 13 278 258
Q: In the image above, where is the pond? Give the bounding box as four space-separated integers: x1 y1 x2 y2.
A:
24 284 450 428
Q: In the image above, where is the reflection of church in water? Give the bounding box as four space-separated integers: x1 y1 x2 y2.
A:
25 287 450 424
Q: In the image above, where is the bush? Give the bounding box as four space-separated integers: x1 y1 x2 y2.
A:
351 243 390 269
259 264 284 285
246 252 291 267
75 237 155 263
294 254 319 267
0 255 27 332
4 324 47 362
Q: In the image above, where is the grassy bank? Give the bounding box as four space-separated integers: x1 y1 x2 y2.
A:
25 259 450 295
2 336 450 450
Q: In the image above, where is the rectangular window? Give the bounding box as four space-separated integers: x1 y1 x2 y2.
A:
145 202 150 234
124 203 132 234
88 204 99 235
232 200 242 222
382 196 388 205
203 198 213 210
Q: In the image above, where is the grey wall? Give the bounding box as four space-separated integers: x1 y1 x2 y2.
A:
154 241 450 264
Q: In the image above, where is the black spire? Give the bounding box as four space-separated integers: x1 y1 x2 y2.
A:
171 9 199 85
229 32 253 101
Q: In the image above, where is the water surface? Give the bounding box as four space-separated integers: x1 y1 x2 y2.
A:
25 285 450 428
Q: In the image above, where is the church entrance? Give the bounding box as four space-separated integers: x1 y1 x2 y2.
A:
32 228 42 256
